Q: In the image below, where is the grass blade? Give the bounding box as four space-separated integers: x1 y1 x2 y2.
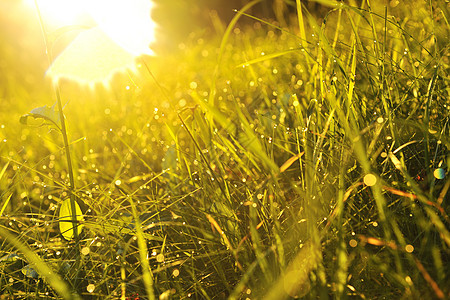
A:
0 227 81 300
129 195 155 300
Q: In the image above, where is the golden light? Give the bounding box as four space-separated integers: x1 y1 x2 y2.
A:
25 0 157 85
46 27 136 84
24 0 86 27
83 0 156 56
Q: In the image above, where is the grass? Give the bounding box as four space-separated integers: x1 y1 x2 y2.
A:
0 0 449 299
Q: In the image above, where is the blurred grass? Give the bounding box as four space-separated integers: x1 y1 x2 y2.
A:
0 0 449 299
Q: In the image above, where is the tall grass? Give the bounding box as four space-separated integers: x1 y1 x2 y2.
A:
0 0 449 299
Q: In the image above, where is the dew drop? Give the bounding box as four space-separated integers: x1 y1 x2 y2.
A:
81 247 90 256
405 244 414 253
87 284 95 293
363 173 377 186
433 168 445 179
172 269 180 277
156 254 164 262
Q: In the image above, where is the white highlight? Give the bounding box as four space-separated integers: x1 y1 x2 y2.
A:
46 27 135 84
83 0 156 56
26 0 157 85
25 0 86 26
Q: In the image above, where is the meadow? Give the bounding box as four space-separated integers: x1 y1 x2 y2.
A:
0 0 449 299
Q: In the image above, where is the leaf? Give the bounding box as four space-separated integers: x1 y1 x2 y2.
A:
58 198 84 240
22 264 39 279
20 104 61 130
48 25 91 45
0 253 21 263
47 27 135 84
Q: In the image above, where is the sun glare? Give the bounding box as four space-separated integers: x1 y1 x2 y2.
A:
25 0 157 84
24 0 86 27
46 27 136 85
27 0 156 56
83 0 156 56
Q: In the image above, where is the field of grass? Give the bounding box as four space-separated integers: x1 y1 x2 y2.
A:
0 0 449 299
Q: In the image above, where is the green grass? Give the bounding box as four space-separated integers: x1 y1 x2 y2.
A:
0 0 449 299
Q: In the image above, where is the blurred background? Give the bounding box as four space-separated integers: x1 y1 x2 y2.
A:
152 0 298 49
0 0 323 90
3 0 334 89
0 0 310 167
0 0 251 94
0 1 273 108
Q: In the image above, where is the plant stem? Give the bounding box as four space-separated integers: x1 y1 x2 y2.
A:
55 88 79 241
33 0 79 241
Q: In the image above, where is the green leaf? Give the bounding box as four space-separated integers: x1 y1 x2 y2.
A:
58 198 84 240
20 104 61 130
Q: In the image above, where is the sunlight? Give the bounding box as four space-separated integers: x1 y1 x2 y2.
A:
24 0 156 84
26 0 156 56
46 27 135 84
24 0 86 27
83 0 156 56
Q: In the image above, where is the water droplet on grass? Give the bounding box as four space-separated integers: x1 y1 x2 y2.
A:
81 247 90 256
405 244 414 253
434 168 445 179
172 269 180 277
87 284 95 293
364 174 377 186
